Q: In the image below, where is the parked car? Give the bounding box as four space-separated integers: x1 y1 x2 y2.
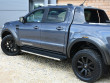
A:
1 4 110 82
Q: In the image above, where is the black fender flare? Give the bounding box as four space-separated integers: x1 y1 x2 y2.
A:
67 38 110 65
1 29 13 38
1 29 20 46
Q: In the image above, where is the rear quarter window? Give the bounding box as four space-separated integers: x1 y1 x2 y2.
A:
84 9 109 23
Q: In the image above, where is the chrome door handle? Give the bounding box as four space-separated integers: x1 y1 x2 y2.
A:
56 27 63 30
34 26 39 29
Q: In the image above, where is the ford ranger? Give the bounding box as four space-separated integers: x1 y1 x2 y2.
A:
1 4 110 82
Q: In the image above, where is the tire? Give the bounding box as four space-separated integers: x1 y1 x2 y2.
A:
72 49 103 82
1 35 20 56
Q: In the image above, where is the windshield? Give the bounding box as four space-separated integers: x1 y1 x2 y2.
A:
84 9 109 23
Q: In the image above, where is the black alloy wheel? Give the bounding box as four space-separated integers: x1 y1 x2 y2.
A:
1 35 20 55
72 49 104 82
76 56 95 78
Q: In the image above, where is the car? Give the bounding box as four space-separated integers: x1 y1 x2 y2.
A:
1 4 110 82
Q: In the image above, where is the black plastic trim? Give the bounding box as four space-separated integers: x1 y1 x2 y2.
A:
67 38 108 65
21 45 67 61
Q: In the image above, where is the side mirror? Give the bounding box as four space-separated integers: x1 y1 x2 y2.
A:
19 17 25 23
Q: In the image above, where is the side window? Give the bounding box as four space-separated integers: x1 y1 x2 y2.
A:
46 8 67 22
84 9 99 23
26 9 44 23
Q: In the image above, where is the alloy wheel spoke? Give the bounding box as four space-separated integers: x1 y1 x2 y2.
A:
84 69 88 76
11 48 14 52
81 68 85 74
89 66 94 70
87 69 92 76
81 57 85 63
78 60 83 65
9 48 11 52
6 47 9 50
78 65 83 68
86 58 88 64
88 62 93 66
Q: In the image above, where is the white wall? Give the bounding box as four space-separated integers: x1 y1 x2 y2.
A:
50 0 56 4
0 0 57 28
44 0 48 5
30 0 48 11
0 0 29 28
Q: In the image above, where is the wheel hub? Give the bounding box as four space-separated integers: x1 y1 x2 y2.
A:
4 39 17 53
84 64 88 69
77 56 95 77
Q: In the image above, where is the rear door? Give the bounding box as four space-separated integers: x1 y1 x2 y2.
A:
40 7 68 53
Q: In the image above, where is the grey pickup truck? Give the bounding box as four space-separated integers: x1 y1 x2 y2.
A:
1 4 110 82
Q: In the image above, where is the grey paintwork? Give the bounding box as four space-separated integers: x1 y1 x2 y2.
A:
1 4 110 65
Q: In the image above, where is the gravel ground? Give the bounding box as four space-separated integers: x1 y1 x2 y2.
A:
0 39 110 83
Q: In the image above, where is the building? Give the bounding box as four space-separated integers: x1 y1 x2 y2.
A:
0 0 57 28
0 0 110 28
57 0 110 18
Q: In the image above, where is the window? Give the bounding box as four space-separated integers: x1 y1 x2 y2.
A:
46 8 67 22
98 10 109 23
84 9 99 23
26 9 44 23
84 9 109 23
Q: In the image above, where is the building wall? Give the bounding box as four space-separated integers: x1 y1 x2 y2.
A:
0 0 29 28
57 0 110 19
49 0 57 4
0 0 57 28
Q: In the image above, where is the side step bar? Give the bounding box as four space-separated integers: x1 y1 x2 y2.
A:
21 47 67 61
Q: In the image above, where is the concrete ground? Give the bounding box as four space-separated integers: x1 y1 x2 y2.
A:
0 39 110 83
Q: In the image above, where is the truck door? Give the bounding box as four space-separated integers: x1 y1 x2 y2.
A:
18 9 45 48
40 8 68 53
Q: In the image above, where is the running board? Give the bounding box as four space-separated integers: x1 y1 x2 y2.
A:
21 47 67 61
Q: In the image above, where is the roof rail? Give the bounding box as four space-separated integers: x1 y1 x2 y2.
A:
36 4 74 7
46 4 68 6
67 4 73 6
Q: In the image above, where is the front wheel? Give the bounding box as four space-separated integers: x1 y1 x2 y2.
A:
1 35 20 56
72 49 103 82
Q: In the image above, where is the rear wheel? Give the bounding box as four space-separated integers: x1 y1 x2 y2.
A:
1 35 20 56
72 49 103 82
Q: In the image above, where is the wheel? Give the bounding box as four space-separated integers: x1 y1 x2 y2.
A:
1 35 20 56
72 49 103 82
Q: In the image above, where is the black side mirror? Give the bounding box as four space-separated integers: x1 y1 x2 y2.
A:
19 17 25 23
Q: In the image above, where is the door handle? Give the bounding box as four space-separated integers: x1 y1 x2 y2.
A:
56 27 63 30
16 27 19 29
16 25 19 29
34 26 39 29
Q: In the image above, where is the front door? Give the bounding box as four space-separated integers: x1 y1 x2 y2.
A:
41 8 68 53
18 9 45 47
